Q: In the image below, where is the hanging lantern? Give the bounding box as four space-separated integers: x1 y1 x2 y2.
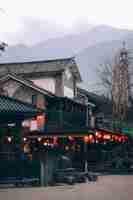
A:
96 132 102 139
22 137 27 142
53 136 58 146
7 136 12 143
37 137 42 142
115 135 118 141
118 136 122 142
84 136 89 143
68 136 74 141
36 115 45 131
103 134 111 140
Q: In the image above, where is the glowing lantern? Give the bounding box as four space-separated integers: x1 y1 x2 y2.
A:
84 136 90 143
68 136 74 141
37 137 42 142
23 137 27 142
53 136 58 146
96 132 102 139
7 136 12 143
118 137 122 142
36 115 45 131
89 134 93 140
115 135 118 141
103 134 111 140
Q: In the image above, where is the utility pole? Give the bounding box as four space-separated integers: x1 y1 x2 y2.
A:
84 96 95 173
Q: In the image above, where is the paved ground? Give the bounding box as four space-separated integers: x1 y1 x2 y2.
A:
0 175 133 200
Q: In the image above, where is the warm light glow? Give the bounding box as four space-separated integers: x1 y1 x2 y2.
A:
118 137 122 142
53 136 58 145
103 134 111 140
37 137 42 142
43 142 47 146
68 136 74 141
89 135 93 140
115 135 118 141
36 115 45 130
84 136 89 143
23 137 27 142
7 136 12 143
96 132 102 139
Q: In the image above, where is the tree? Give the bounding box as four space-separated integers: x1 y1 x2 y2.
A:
0 42 7 53
97 62 113 100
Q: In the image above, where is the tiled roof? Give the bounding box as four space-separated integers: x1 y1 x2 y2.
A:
0 95 39 114
0 57 82 82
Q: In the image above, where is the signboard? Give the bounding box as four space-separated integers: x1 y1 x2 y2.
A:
30 119 38 131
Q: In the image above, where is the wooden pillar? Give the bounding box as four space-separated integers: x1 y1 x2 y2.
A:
40 160 45 186
40 152 49 187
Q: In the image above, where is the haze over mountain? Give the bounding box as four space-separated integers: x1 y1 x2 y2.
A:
0 24 133 93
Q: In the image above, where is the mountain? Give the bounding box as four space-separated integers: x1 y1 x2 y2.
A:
0 25 133 92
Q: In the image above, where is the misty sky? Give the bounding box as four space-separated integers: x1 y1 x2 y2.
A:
1 0 133 45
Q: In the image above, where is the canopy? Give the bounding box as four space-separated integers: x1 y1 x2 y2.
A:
0 95 43 124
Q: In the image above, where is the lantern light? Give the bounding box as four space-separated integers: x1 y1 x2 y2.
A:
103 134 111 140
7 136 12 143
84 136 89 143
37 137 42 142
68 136 74 141
43 142 47 146
118 137 122 142
53 136 58 145
96 132 99 136
96 132 102 139
89 135 93 140
23 137 27 142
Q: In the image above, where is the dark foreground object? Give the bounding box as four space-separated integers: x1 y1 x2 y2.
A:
53 168 98 185
0 177 39 187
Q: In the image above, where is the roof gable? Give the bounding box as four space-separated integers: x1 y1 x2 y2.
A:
0 57 82 83
0 74 55 97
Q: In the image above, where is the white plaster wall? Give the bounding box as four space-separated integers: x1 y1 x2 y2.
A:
64 86 74 98
3 80 21 97
31 78 55 94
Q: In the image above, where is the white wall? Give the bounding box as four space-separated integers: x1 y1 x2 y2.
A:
64 86 74 98
31 78 55 94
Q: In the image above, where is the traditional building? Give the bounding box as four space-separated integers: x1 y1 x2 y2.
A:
0 57 81 99
0 57 94 131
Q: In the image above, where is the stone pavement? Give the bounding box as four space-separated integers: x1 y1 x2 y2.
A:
0 175 133 200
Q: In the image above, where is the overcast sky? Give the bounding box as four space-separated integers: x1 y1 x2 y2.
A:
1 0 133 45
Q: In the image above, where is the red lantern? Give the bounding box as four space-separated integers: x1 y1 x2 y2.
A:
36 115 45 130
103 134 111 140
118 136 122 142
96 132 102 139
84 136 89 143
53 136 58 146
115 135 118 141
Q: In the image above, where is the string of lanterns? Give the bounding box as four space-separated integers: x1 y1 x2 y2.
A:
3 131 128 145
